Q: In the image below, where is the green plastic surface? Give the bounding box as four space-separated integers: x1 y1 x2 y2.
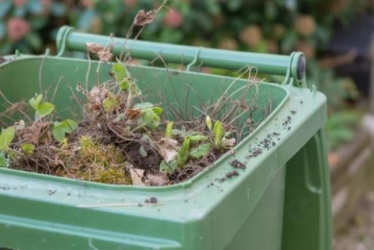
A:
0 29 331 250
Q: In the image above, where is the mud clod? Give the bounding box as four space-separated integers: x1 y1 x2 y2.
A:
219 177 227 183
48 190 57 195
149 197 158 204
230 159 246 169
246 148 263 159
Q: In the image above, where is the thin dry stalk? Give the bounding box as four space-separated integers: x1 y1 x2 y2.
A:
119 0 169 61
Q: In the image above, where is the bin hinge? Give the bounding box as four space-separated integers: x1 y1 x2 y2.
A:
282 52 307 88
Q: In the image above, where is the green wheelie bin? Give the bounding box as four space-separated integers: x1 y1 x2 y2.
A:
0 26 332 250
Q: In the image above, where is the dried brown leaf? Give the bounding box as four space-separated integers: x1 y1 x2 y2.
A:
98 50 114 62
133 10 156 26
146 173 169 186
156 137 178 162
86 42 113 62
127 109 142 120
86 43 105 54
129 168 145 186
223 138 236 149
18 122 52 144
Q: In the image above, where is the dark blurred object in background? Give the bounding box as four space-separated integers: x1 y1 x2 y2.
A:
326 12 374 99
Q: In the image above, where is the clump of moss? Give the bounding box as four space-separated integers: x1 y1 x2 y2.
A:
56 136 131 184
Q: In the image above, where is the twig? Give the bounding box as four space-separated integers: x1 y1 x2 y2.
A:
0 90 32 123
38 54 48 94
85 52 92 90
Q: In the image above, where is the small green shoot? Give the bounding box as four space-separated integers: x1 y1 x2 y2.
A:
52 119 78 142
21 143 35 155
112 62 141 96
29 94 55 119
103 96 119 113
165 122 174 138
28 94 42 109
177 136 190 167
142 110 161 128
0 126 15 168
133 102 163 129
206 116 212 132
213 120 224 149
112 62 129 87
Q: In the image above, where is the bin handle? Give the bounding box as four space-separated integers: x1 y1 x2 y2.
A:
56 26 306 87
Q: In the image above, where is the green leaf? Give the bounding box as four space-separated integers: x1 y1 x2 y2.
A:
133 102 153 110
52 124 65 142
190 143 212 159
29 94 43 110
103 98 118 112
159 160 178 174
112 63 129 84
120 81 128 90
142 111 154 125
189 134 208 142
21 143 35 155
128 82 141 96
152 107 163 115
0 126 15 151
52 119 78 141
36 102 55 118
141 110 160 128
213 120 224 147
177 136 190 167
165 122 174 138
0 151 8 168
